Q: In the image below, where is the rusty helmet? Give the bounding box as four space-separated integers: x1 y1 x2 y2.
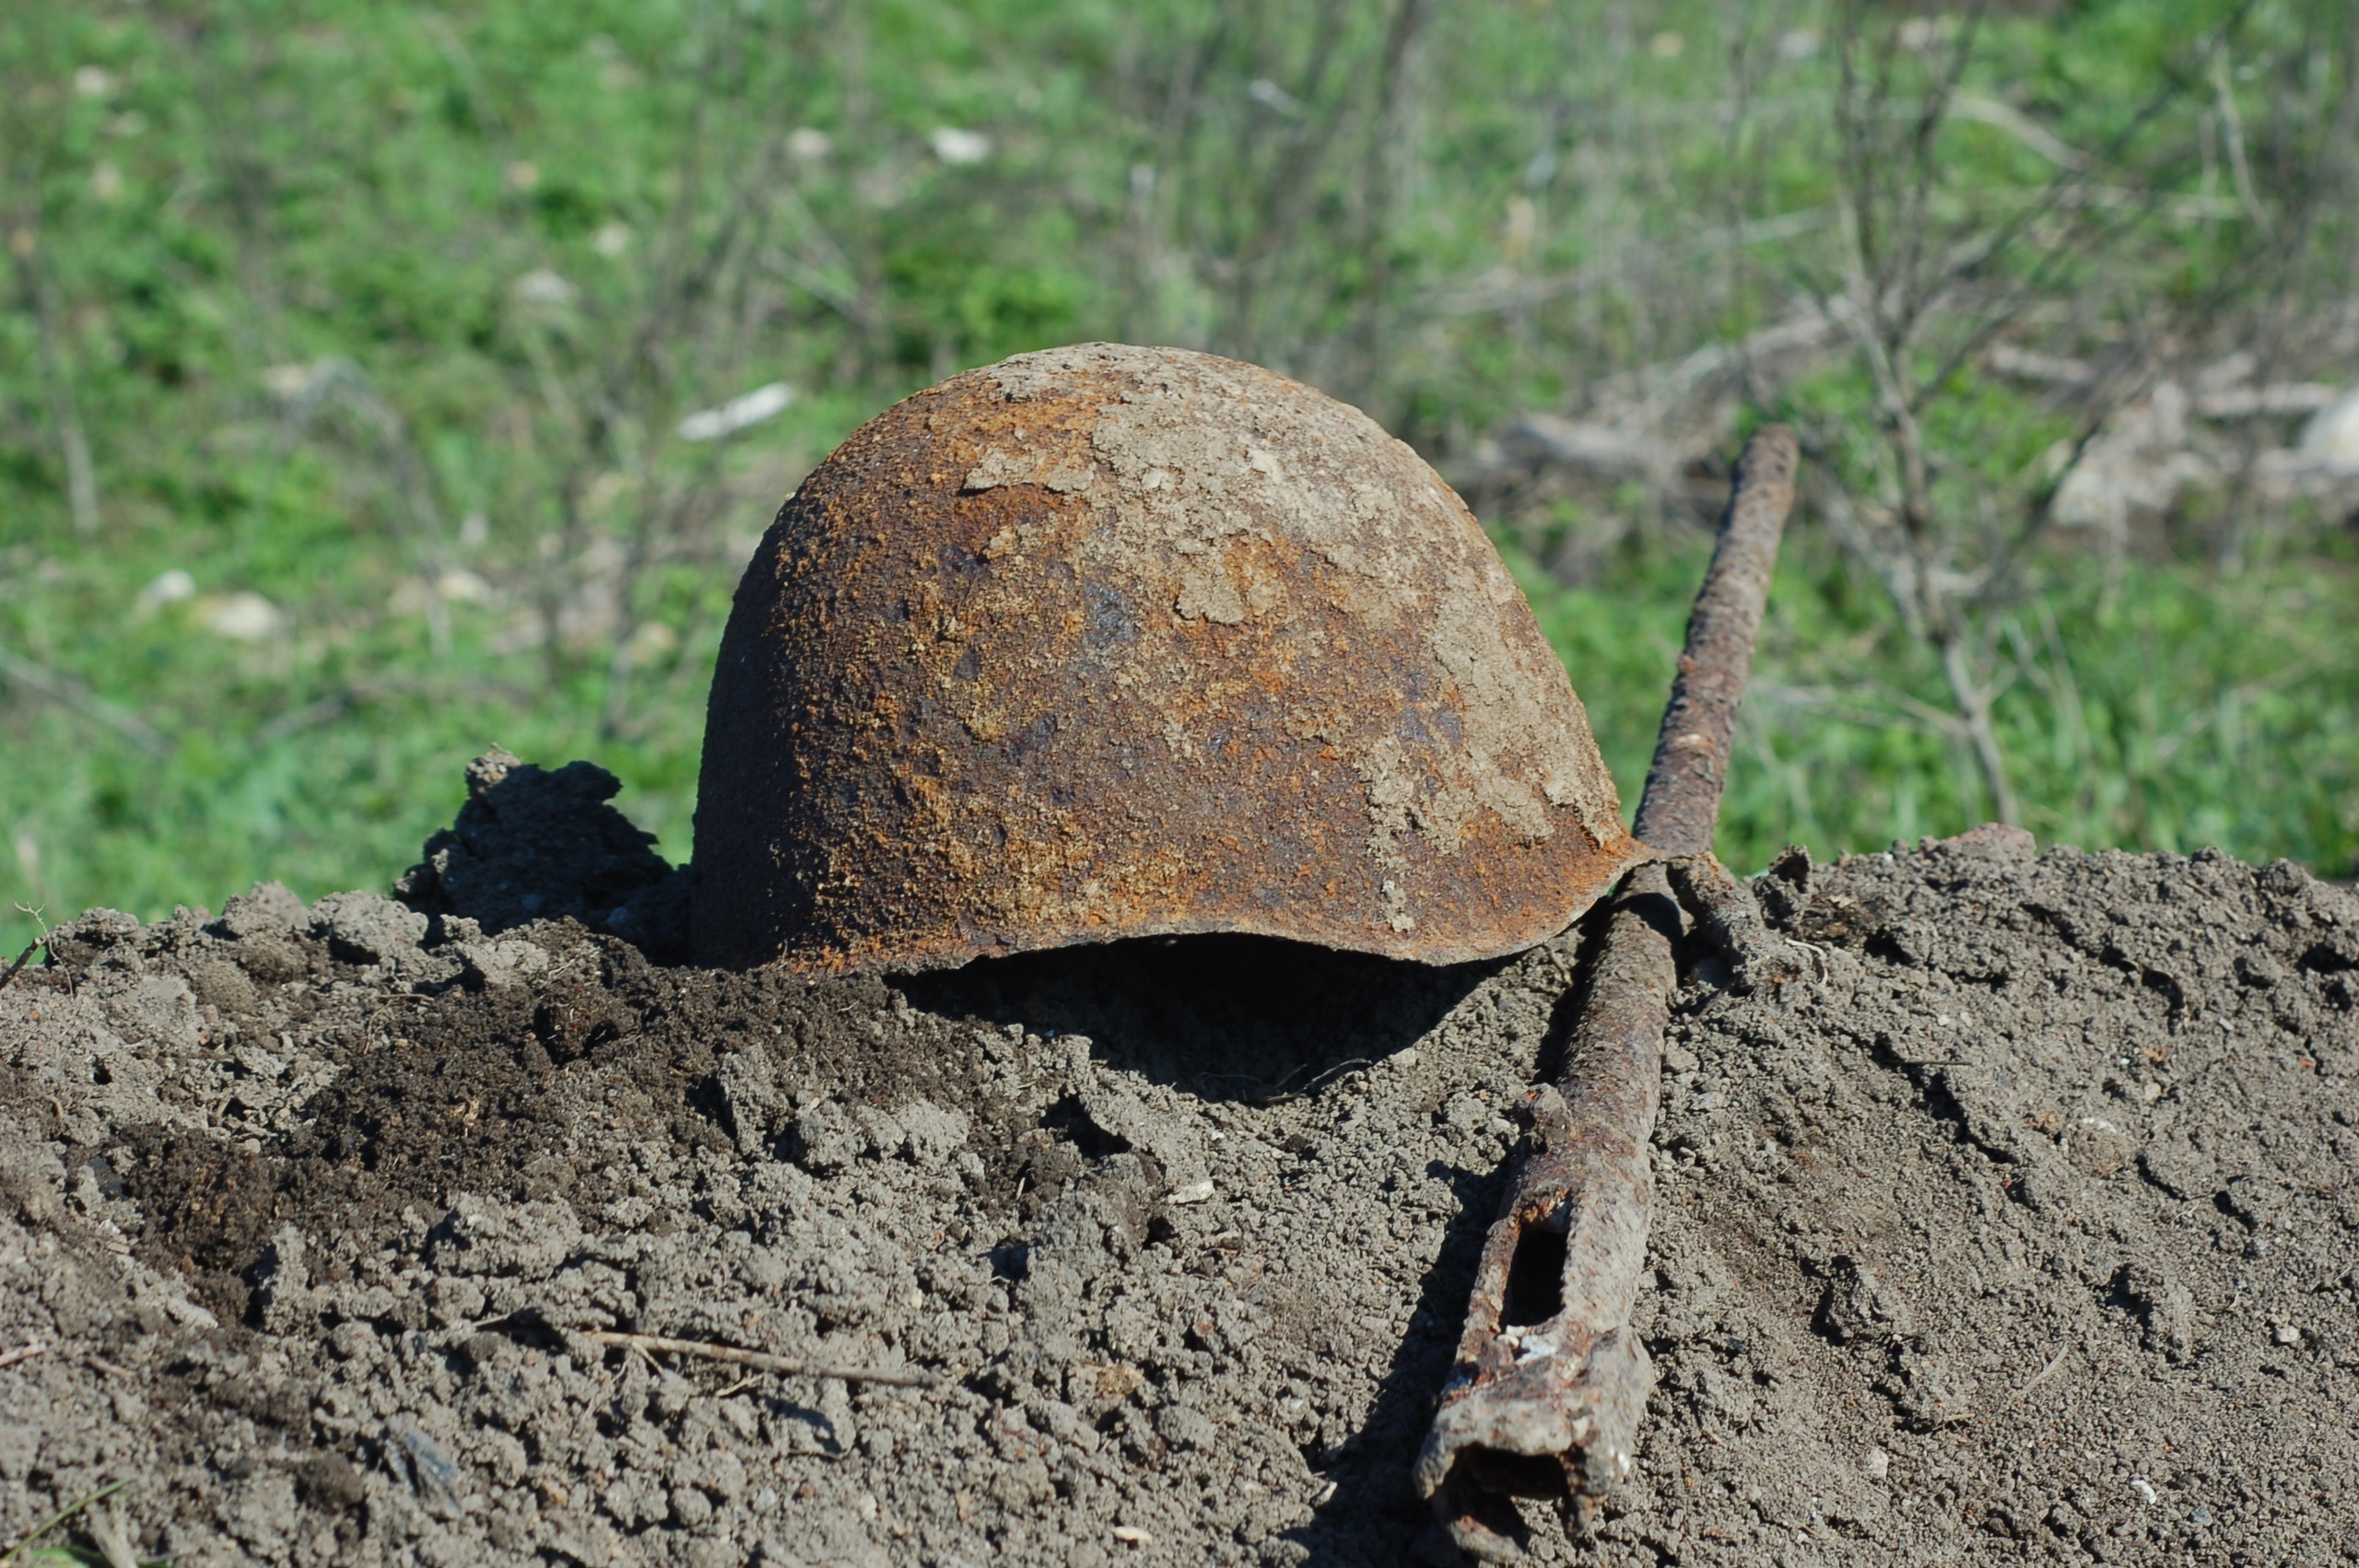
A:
693 343 1647 975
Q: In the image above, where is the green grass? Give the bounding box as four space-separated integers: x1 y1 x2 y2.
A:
1523 538 2359 875
3 0 2353 958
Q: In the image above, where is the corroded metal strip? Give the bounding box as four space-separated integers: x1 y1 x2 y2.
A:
1418 426 1798 1560
1415 868 1677 1557
695 345 1649 976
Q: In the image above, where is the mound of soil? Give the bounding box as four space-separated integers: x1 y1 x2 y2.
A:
3 757 2355 1567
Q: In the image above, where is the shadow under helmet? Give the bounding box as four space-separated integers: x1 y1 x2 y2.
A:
693 343 1649 975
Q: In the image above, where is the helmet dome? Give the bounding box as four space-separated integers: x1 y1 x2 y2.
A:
694 344 1646 974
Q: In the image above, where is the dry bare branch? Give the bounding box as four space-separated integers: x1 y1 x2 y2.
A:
0 647 173 757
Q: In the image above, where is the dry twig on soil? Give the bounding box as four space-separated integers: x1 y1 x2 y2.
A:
1416 427 1798 1561
576 1330 935 1388
0 943 41 996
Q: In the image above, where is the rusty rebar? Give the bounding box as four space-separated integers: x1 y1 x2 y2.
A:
1415 426 1798 1560
1634 428 1800 856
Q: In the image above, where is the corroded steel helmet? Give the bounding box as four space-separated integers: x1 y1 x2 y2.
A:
694 343 1648 975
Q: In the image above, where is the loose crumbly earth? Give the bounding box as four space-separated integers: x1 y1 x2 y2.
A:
2 760 2355 1567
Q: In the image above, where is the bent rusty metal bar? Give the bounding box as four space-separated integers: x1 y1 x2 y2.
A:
1415 426 1799 1560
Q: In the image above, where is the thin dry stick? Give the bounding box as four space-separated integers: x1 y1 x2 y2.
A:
88 1498 138 1568
0 646 173 758
577 1330 935 1388
0 1339 48 1370
15 248 100 540
1417 427 1798 1562
2014 1342 2071 1403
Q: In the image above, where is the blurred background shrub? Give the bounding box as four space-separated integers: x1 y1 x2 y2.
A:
3 0 2355 951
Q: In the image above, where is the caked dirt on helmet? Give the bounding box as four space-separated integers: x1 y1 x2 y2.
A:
694 343 1649 974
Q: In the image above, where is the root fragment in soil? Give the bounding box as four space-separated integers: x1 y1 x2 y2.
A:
572 1329 937 1388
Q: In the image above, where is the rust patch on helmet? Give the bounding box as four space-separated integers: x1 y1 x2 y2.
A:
694 343 1649 975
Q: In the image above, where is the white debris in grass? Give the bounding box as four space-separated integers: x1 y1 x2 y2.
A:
2299 390 2359 468
928 127 992 165
198 591 284 642
677 381 793 441
136 569 196 614
511 268 577 307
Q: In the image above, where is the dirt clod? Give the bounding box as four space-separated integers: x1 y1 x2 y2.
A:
396 747 691 962
3 761 2354 1565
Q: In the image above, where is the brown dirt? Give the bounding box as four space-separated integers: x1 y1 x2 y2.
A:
2 758 2354 1567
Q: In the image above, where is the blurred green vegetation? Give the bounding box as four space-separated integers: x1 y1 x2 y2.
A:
1524 539 2359 872
2 0 2354 958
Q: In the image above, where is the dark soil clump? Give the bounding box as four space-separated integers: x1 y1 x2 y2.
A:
394 747 692 962
2 764 2354 1567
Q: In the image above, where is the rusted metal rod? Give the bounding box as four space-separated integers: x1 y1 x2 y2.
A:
1629 428 1800 859
1415 427 1799 1560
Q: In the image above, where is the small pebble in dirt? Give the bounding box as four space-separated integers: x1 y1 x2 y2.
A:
2273 1323 2301 1345
2191 1505 2213 1527
1862 1447 1891 1480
